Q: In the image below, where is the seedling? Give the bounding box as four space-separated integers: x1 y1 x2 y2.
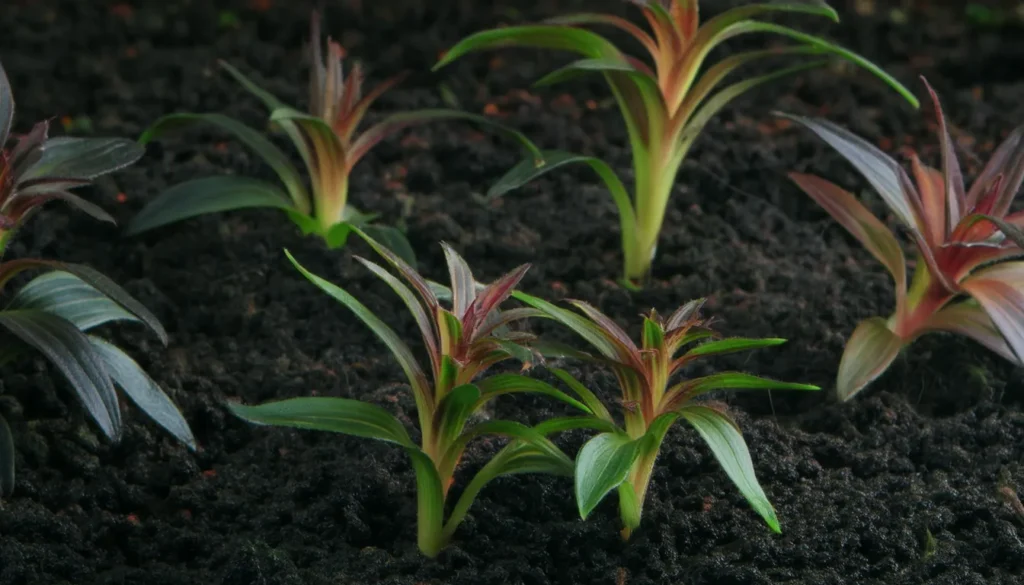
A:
229 231 607 557
513 293 818 537
435 0 919 287
129 12 543 263
0 62 195 495
783 79 1024 400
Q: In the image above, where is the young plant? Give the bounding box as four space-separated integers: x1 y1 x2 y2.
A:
783 79 1024 400
513 293 818 538
0 62 196 495
228 231 606 557
434 0 919 287
128 12 542 263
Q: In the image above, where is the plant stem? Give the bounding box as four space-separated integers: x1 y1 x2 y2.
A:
316 175 350 235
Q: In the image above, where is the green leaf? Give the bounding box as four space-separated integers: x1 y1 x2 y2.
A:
360 225 418 267
88 337 196 450
835 317 903 401
575 431 642 519
138 113 310 210
548 367 613 423
6 271 137 331
679 404 780 533
406 446 447 558
532 415 619 436
21 137 143 181
681 372 820 400
0 60 12 147
285 250 433 406
435 383 481 447
354 256 438 368
0 310 121 440
435 25 622 70
219 60 288 112
0 412 13 497
475 373 593 415
126 176 295 235
512 291 626 361
684 337 788 358
227 396 413 446
533 57 650 89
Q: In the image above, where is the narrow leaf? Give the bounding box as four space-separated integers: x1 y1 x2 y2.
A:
922 79 966 233
475 373 593 414
0 60 12 147
678 372 820 401
684 337 788 358
7 271 137 331
219 60 288 111
89 337 196 450
679 404 780 532
127 176 295 235
575 432 642 519
442 243 476 319
836 317 903 401
0 310 121 440
359 225 417 267
513 291 629 362
434 26 622 70
550 367 614 422
21 137 143 181
227 397 413 446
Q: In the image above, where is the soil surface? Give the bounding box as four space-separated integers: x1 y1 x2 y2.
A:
2 0 1024 584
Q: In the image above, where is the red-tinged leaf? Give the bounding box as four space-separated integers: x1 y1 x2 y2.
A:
666 298 706 330
672 0 699 40
354 256 440 376
464 264 531 337
337 73 409 144
635 0 684 61
0 60 12 147
126 176 296 236
788 173 907 308
910 155 946 246
512 290 631 362
923 300 1020 364
138 113 310 211
441 243 476 319
961 262 1024 363
549 367 614 423
836 317 903 401
543 13 657 56
308 11 326 121
10 121 47 173
683 337 788 359
352 227 439 313
966 125 1024 214
12 190 116 225
269 108 346 201
922 79 966 234
349 109 545 171
475 307 546 340
285 250 434 408
568 300 639 355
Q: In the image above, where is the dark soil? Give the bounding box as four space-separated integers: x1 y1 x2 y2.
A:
2 0 1024 584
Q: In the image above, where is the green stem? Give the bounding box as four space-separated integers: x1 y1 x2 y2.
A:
619 447 658 539
315 175 350 235
626 152 681 285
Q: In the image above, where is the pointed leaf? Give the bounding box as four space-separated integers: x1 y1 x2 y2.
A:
679 404 780 532
354 256 438 371
922 79 966 232
543 13 657 55
22 190 116 225
666 298 706 330
474 373 592 414
787 172 907 291
677 372 820 401
139 113 310 209
575 431 642 519
0 412 12 496
126 176 295 235
88 337 196 450
568 300 639 354
219 60 288 112
227 396 413 446
512 290 627 361
961 262 1024 364
21 137 143 182
549 367 614 422
435 26 622 70
0 310 121 440
967 125 1024 214
359 225 417 267
684 337 788 358
533 57 657 94
836 317 903 401
464 264 531 335
441 243 476 319
285 250 432 403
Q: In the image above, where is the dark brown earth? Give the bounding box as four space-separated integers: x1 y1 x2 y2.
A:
1 0 1024 584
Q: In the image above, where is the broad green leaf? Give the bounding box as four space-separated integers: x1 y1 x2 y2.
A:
684 337 788 358
475 373 592 414
679 404 780 532
0 310 121 440
227 396 413 446
787 172 907 303
360 225 418 267
7 271 137 331
836 317 903 401
126 176 295 235
0 412 13 496
532 415 619 436
21 137 143 181
88 337 196 450
435 383 480 447
285 250 433 405
406 446 447 558
323 221 356 250
575 431 642 519
440 418 571 479
138 113 310 210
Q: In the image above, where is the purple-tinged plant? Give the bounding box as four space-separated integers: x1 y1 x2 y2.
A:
783 79 1024 400
128 12 542 264
434 0 919 287
0 61 195 495
228 231 607 557
512 292 818 538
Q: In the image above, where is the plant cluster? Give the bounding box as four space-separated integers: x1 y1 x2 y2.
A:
2 0 1022 565
0 61 195 495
